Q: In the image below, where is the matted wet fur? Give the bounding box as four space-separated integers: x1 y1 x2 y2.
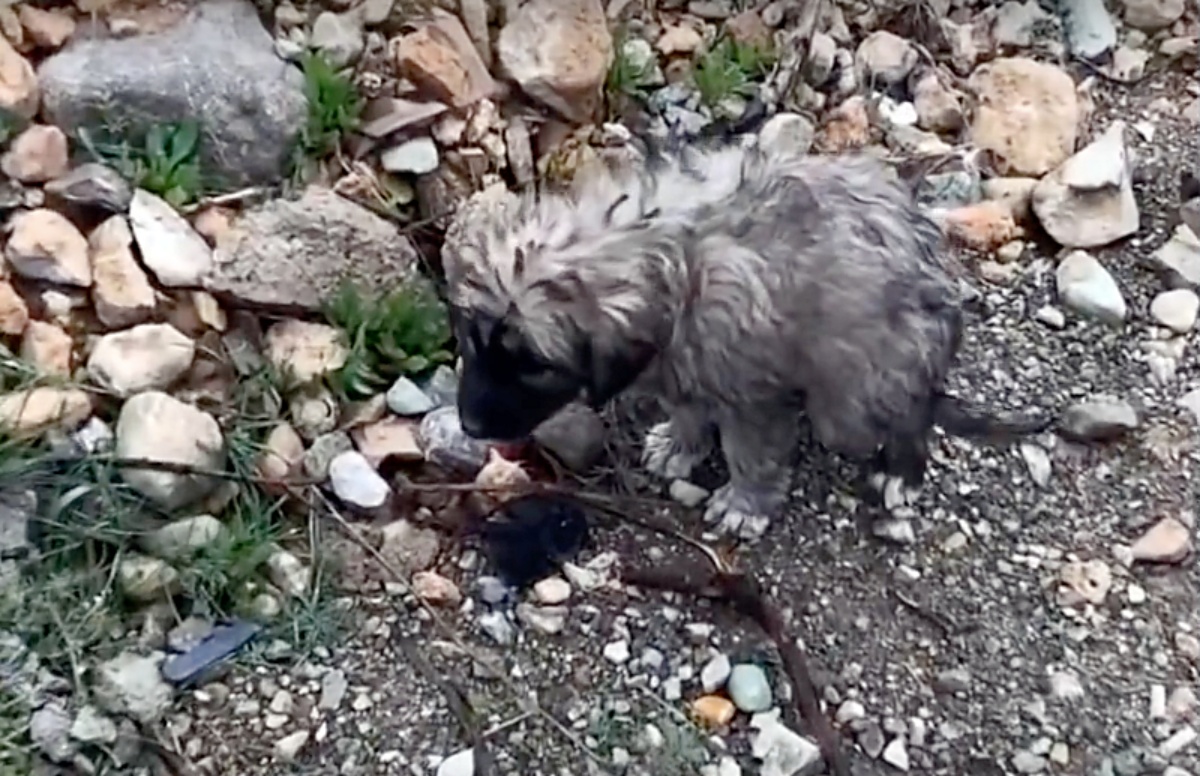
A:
441 138 1050 539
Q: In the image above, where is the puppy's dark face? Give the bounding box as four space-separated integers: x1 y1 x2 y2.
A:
453 306 585 442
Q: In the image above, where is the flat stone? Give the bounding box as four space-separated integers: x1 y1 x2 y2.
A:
129 188 213 287
206 185 422 312
380 136 439 174
1060 396 1139 441
1131 517 1192 564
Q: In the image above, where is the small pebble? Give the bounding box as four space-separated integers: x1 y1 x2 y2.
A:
273 730 309 762
700 653 732 693
882 737 910 771
603 640 631 664
691 695 736 729
436 747 475 776
728 663 773 713
836 699 866 725
1012 750 1047 774
532 576 571 605
386 376 436 415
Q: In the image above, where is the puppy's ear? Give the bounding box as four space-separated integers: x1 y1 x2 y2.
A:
579 336 656 407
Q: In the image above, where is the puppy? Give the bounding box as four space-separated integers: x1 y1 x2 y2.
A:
441 140 1049 539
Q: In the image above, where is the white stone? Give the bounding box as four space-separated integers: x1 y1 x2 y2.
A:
89 215 157 328
669 479 710 507
140 515 229 561
1033 122 1139 249
116 552 182 602
1055 250 1126 325
266 548 310 598
757 112 815 158
749 708 823 776
1150 289 1199 334
701 653 732 693
273 730 310 762
69 705 117 745
1019 443 1052 486
115 391 224 510
1153 225 1200 287
882 737 911 771
603 640 631 664
1122 0 1185 30
380 136 440 174
92 652 174 725
87 323 195 397
6 208 91 286
329 450 391 508
129 188 213 287
264 319 348 385
532 576 571 605
437 747 475 776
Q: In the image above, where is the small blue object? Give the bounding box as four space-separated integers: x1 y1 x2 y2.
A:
161 619 262 687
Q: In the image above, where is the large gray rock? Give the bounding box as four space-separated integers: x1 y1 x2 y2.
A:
204 185 423 311
37 0 306 188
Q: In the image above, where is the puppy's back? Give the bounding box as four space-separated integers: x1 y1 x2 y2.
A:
677 150 963 455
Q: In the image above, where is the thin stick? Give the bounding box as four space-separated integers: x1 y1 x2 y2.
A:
178 187 267 214
396 635 494 775
622 562 851 776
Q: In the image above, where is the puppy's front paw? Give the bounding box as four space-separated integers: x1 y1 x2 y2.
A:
703 483 775 541
641 421 706 480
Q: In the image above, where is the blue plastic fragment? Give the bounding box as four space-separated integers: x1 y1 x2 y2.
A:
161 619 262 686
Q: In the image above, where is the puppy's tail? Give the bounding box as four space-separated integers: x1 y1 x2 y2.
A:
932 391 1054 443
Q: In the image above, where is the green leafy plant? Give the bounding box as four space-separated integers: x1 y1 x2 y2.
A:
691 36 777 108
323 280 455 400
606 28 658 109
294 50 363 174
77 120 205 208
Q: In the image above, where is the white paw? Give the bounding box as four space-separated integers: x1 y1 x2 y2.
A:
703 484 774 541
641 422 705 480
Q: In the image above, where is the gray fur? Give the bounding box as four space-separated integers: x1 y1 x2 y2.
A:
443 141 991 539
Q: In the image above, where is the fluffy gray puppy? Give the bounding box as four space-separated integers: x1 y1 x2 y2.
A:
442 140 1048 539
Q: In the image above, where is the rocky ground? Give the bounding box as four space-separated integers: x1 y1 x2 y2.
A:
0 0 1199 775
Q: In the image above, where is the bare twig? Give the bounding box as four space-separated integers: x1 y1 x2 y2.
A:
178 187 267 214
622 560 851 776
396 635 495 775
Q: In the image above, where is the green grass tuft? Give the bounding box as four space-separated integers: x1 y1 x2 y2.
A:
323 279 455 401
606 28 659 112
691 36 777 109
292 50 363 181
77 120 207 208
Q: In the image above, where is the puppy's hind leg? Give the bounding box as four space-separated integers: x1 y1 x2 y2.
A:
642 403 716 480
704 405 799 541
